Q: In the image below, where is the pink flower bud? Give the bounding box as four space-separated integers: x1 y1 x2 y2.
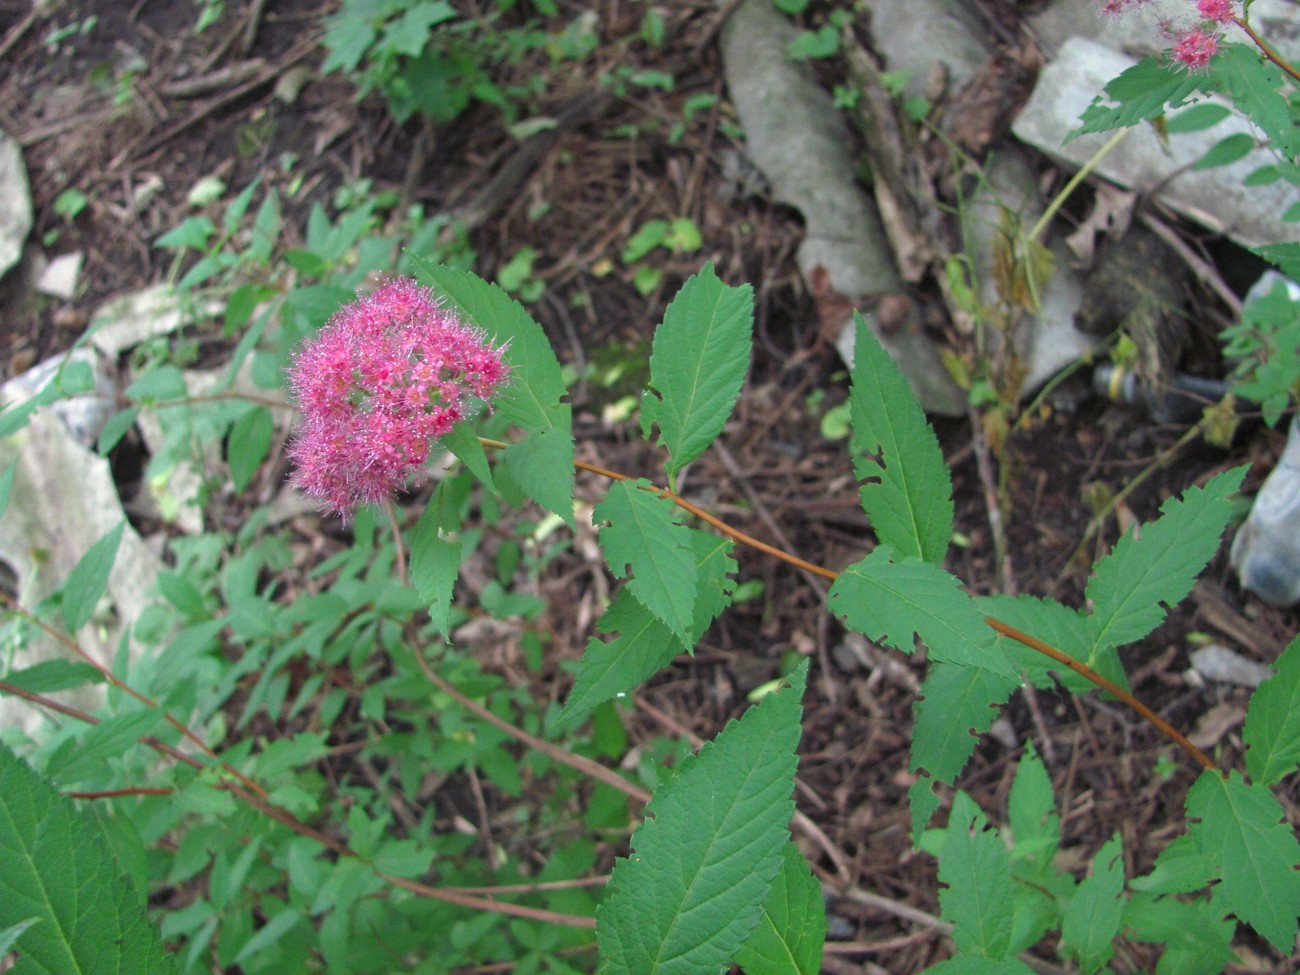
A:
286 277 509 515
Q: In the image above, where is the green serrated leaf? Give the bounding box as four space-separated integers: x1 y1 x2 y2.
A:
597 663 806 975
1130 833 1215 895
1068 56 1202 139
1086 467 1245 652
442 420 494 488
0 660 101 695
96 405 141 457
1008 742 1059 868
979 594 1129 693
502 424 575 526
919 958 1038 975
1244 633 1300 785
46 710 165 786
829 547 1015 678
1122 891 1237 975
228 406 272 492
60 521 125 632
414 260 568 435
1061 834 1125 974
640 263 753 481
848 315 954 563
939 792 1016 958
733 843 825 975
911 662 1018 785
685 528 736 639
0 743 180 975
594 480 698 641
1187 769 1300 952
557 589 686 730
410 482 462 638
1211 44 1298 158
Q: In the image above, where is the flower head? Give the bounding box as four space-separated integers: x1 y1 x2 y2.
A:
1195 0 1236 24
286 277 508 515
1172 26 1220 69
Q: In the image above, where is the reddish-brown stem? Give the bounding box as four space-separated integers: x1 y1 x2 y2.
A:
1233 15 1300 83
0 597 269 800
0 678 598 928
68 787 174 799
481 437 1219 773
984 617 1220 773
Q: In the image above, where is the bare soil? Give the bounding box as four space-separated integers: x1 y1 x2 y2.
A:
1 1 1297 972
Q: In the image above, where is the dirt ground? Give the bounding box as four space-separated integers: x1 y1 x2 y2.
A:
1 0 1298 972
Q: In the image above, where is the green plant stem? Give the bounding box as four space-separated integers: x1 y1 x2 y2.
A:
488 438 1219 771
1027 127 1130 245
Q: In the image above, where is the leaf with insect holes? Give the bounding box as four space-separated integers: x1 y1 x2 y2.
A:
1243 633 1300 786
1068 55 1202 140
594 480 698 643
597 664 805 975
1086 466 1244 653
641 263 753 480
0 742 180 975
938 792 1017 958
733 843 826 975
848 315 953 563
829 547 1015 678
409 479 464 638
1187 770 1300 953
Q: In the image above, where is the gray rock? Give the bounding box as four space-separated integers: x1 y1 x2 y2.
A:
1231 415 1300 607
0 131 32 278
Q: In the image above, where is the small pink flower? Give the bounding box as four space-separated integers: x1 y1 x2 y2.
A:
286 277 509 515
1195 0 1236 24
1173 27 1220 69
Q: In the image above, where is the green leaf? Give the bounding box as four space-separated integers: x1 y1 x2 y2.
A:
228 406 272 492
502 424 575 527
919 959 1037 975
685 528 737 639
414 261 569 436
0 742 179 975
1244 633 1300 785
0 462 15 521
597 663 806 975
980 594 1129 693
1210 44 1298 158
1060 834 1125 974
938 792 1015 958
848 315 954 563
593 480 698 642
829 547 1015 678
60 521 125 632
733 843 825 975
1255 242 1300 280
1007 742 1059 868
0 660 101 694
442 420 494 488
45 709 165 786
640 263 753 481
557 589 686 729
1187 769 1300 952
1192 132 1256 171
1068 55 1202 139
0 917 40 956
1130 833 1216 895
96 405 141 456
911 662 1018 785
1086 467 1245 652
1122 891 1236 975
410 482 462 638
1165 101 1231 134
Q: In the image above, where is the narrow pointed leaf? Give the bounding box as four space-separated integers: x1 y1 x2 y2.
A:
597 663 806 975
1086 467 1244 652
1061 834 1125 975
60 521 126 632
594 480 697 641
848 315 953 563
1243 632 1300 786
939 792 1015 958
0 743 179 975
829 547 1015 678
1187 770 1300 952
502 423 575 526
641 263 753 478
733 843 825 975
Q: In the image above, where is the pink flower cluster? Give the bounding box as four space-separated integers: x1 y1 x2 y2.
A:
287 277 508 515
1097 0 1239 70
